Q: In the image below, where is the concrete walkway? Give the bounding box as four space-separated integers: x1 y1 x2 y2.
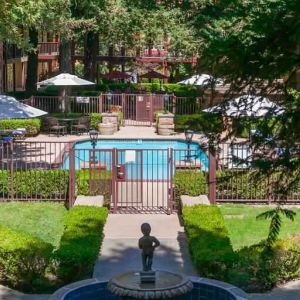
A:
249 280 300 300
93 214 197 280
0 285 49 300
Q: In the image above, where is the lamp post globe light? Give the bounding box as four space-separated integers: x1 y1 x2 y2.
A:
184 129 194 162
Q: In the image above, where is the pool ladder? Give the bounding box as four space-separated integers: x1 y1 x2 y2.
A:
137 139 143 144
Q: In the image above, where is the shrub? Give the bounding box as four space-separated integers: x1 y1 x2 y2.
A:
174 171 207 204
50 113 83 119
174 113 223 134
0 170 69 199
90 113 101 129
82 83 200 97
216 170 269 200
230 240 300 292
76 170 112 204
54 206 108 283
183 205 236 279
0 225 53 291
0 119 41 136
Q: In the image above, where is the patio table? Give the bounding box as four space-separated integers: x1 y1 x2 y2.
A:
57 118 80 133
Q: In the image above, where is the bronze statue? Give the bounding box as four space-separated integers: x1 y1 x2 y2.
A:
138 223 160 272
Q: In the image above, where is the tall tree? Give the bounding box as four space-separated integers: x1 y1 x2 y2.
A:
192 0 300 195
25 27 38 95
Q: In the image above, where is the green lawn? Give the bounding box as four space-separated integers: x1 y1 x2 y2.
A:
220 204 300 250
0 202 67 247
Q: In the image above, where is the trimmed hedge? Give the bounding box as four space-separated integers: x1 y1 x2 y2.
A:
182 205 300 292
76 170 112 204
0 170 69 199
175 169 271 200
183 205 236 279
0 225 53 291
0 119 41 136
174 171 207 204
54 206 108 283
0 169 112 201
217 170 269 199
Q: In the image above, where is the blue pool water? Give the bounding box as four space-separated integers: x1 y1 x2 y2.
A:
64 139 208 180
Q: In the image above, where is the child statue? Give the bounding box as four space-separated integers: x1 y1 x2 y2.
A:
138 223 160 272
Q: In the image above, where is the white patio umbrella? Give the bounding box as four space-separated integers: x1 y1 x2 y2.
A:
203 95 283 117
177 74 223 87
0 95 47 119
37 73 95 113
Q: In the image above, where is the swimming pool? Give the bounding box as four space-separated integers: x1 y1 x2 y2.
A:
64 139 208 180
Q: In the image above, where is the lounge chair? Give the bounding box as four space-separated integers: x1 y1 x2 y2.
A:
47 117 66 136
71 116 90 135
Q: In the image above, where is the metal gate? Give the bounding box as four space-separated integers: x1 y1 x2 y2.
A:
74 148 173 213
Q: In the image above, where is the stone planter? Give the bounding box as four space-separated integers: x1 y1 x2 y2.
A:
157 113 174 126
98 123 114 135
158 124 175 136
101 112 119 133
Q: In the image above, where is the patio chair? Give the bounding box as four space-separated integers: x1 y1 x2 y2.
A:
71 116 90 135
47 117 66 136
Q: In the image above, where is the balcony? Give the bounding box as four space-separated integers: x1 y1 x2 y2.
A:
38 42 59 56
4 44 24 60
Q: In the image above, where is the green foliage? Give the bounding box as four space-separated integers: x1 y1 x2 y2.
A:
217 170 269 200
183 205 236 279
0 225 53 292
54 206 108 283
174 171 207 204
0 119 41 136
50 113 83 119
90 113 101 129
0 170 69 199
174 113 223 135
83 83 199 97
256 207 296 247
183 204 300 292
230 240 300 292
76 170 112 204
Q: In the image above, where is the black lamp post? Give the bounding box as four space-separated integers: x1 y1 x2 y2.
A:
185 129 194 162
89 129 98 163
89 129 98 149
163 93 169 114
107 91 112 112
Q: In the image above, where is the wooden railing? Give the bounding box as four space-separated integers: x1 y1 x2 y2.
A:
38 42 59 55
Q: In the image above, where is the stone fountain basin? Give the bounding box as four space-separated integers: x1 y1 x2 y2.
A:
107 270 193 299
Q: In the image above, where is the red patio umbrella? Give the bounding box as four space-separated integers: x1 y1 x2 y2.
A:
140 70 169 79
104 71 131 80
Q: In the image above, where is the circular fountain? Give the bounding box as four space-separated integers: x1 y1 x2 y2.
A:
107 270 193 299
50 223 249 300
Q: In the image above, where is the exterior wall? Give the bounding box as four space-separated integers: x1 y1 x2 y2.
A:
2 32 59 92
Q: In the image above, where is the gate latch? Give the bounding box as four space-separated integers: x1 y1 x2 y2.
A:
116 164 125 181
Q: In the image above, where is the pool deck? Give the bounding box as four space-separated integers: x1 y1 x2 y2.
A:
26 126 207 143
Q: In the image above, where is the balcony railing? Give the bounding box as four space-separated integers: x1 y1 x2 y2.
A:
4 44 24 60
38 42 59 55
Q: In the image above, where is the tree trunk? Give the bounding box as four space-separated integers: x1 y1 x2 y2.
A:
25 27 38 96
108 46 114 74
59 38 73 73
121 46 125 73
0 41 3 93
84 32 99 81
